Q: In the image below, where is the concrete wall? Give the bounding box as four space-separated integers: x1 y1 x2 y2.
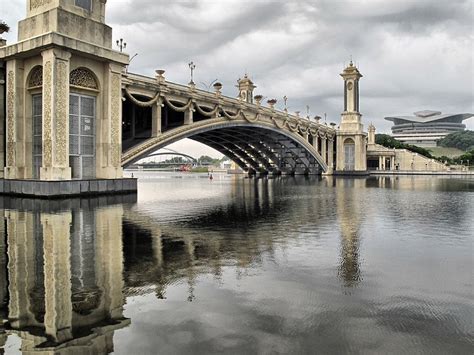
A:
19 8 112 48
394 149 448 171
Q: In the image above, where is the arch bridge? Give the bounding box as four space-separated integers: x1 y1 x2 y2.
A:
141 151 198 165
121 72 337 175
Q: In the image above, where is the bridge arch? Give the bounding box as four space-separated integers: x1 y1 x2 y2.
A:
122 119 329 175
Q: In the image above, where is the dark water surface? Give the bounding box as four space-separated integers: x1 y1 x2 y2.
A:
0 173 473 354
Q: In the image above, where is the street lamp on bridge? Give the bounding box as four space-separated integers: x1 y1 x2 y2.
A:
116 38 126 52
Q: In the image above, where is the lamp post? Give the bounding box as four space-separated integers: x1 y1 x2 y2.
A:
116 38 126 52
129 53 138 63
188 61 196 85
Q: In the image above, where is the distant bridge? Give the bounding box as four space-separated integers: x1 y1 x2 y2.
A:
138 148 198 164
120 72 336 175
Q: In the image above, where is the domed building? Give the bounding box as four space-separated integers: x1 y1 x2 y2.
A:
385 110 472 147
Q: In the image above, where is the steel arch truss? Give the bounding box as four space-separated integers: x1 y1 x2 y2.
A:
122 122 327 175
191 128 321 175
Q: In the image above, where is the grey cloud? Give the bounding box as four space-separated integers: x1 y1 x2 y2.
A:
2 0 473 133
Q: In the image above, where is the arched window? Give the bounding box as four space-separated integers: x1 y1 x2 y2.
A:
28 65 43 89
344 138 355 170
27 66 44 178
69 67 99 90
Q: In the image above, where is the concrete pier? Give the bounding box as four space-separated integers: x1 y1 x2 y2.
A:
0 178 137 198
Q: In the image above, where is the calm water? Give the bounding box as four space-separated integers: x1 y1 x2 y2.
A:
0 173 473 354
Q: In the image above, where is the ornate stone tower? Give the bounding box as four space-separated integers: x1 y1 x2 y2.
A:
237 74 256 103
0 0 128 181
335 61 367 173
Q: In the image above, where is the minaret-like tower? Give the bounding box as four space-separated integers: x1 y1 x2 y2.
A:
335 61 368 173
236 74 256 103
340 60 363 131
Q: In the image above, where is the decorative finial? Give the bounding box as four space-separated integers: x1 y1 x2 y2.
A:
155 69 166 84
188 61 196 85
213 82 222 96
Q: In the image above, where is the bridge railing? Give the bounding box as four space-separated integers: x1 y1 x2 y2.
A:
123 72 337 140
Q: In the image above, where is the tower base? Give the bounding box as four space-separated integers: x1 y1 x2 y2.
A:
0 178 137 198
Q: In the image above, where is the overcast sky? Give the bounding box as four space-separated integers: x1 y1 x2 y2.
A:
3 0 473 158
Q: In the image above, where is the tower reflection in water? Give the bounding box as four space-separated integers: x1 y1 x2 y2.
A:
0 196 135 354
334 177 364 287
0 176 370 354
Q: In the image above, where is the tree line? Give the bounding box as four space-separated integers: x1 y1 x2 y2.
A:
375 133 473 166
437 131 474 151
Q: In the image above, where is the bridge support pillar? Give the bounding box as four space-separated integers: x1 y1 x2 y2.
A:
321 136 327 165
97 63 124 179
313 135 319 153
40 48 72 180
152 97 162 136
4 59 26 179
327 138 334 173
184 107 193 125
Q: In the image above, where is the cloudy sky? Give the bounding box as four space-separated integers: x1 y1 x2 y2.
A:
3 0 473 157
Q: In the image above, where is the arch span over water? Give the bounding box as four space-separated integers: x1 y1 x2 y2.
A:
121 120 328 175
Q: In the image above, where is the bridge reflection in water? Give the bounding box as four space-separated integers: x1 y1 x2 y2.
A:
0 177 368 353
2 175 471 353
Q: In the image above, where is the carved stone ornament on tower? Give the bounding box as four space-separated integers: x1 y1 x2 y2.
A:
6 70 15 168
28 65 43 88
70 68 99 90
237 74 256 104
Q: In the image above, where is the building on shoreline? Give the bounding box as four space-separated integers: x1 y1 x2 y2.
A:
366 124 449 172
384 110 472 147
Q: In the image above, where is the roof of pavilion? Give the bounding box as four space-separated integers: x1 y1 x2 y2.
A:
384 111 473 124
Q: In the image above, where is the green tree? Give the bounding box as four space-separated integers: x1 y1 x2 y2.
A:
437 130 474 151
453 149 474 165
375 134 433 158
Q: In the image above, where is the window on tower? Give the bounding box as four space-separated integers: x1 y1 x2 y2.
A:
75 0 92 11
